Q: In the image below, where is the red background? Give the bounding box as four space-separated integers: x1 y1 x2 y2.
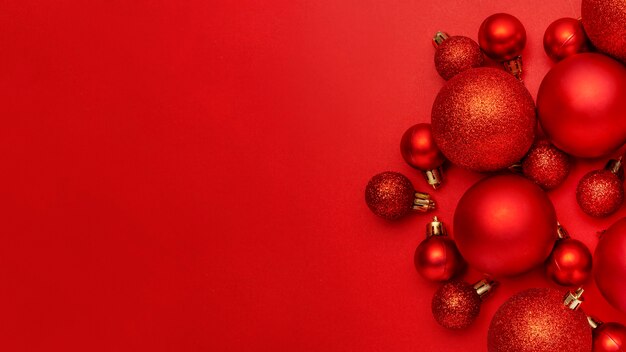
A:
2 0 625 350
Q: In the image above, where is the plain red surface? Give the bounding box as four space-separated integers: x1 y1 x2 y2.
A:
1 0 625 351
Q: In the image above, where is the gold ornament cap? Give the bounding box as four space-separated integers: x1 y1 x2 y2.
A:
413 192 435 212
587 316 603 329
605 157 624 180
503 56 523 81
423 168 443 189
556 221 570 239
473 279 497 300
432 31 450 47
563 288 584 311
426 216 447 237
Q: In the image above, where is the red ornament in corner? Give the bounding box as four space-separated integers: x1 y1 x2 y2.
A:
594 217 626 314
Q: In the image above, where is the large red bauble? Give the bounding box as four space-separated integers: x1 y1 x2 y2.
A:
593 322 626 352
582 0 626 63
594 217 626 313
454 174 557 277
431 68 535 172
488 288 592 352
543 17 590 62
537 53 626 158
478 13 527 61
545 238 593 286
400 123 445 171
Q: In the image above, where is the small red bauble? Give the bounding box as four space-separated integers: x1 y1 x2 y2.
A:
433 34 483 80
591 320 626 352
522 139 571 190
431 67 535 172
414 217 464 281
537 53 626 158
594 217 626 314
365 171 435 220
545 224 592 286
454 174 557 277
582 0 626 63
431 279 495 329
576 159 624 217
543 17 590 62
478 13 527 61
400 123 446 189
488 288 592 352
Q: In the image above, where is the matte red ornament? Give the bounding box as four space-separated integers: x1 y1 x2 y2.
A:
582 0 626 63
545 223 592 286
454 174 557 277
576 159 624 217
414 217 464 281
400 123 446 189
488 288 592 352
590 318 626 352
537 53 626 158
478 13 526 79
433 33 483 80
543 17 590 62
431 67 535 172
522 139 571 190
365 171 435 220
431 279 495 329
594 217 626 314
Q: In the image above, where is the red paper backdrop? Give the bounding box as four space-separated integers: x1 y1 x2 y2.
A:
1 0 625 351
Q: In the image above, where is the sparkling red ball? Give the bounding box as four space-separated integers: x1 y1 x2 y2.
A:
478 13 527 61
545 238 593 286
431 280 480 329
543 17 590 62
576 169 624 217
593 322 626 351
431 67 535 172
488 288 592 352
400 123 445 171
365 172 415 220
414 236 464 281
434 36 483 80
594 217 626 313
522 140 571 190
582 0 626 63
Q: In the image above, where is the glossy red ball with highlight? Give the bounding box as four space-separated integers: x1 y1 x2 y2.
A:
594 217 626 314
454 175 557 277
546 238 593 286
365 172 415 220
415 236 464 281
582 0 626 63
593 322 626 352
543 17 589 62
478 13 527 61
576 170 624 217
431 280 481 329
434 36 483 80
400 123 445 171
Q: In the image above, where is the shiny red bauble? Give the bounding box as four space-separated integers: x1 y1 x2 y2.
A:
522 139 571 190
537 53 626 158
400 123 445 171
414 217 464 281
454 174 557 277
365 171 434 220
582 0 626 63
434 36 483 80
431 68 535 172
576 169 624 217
488 288 592 352
546 238 593 286
543 17 590 62
594 217 626 313
478 13 526 61
593 322 626 352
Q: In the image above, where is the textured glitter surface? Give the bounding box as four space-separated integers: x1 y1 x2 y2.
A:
431 67 535 172
582 0 626 63
576 170 624 217
488 288 592 352
522 140 571 190
364 171 415 220
593 322 626 351
434 36 483 80
431 280 481 329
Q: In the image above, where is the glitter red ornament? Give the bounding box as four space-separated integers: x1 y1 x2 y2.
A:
365 171 435 220
432 32 483 81
594 217 626 314
545 223 593 286
431 279 496 329
537 53 626 158
431 67 535 172
488 288 592 352
543 17 590 62
400 123 446 189
522 139 571 190
576 158 624 217
478 13 527 79
414 216 464 281
454 174 557 277
589 317 626 352
582 0 626 63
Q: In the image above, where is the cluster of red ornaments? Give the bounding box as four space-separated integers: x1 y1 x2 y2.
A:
364 2 626 351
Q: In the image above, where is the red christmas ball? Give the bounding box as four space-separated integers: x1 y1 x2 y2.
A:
400 123 445 171
365 172 432 220
522 139 571 190
582 0 626 63
454 174 557 277
576 169 624 217
414 217 464 281
537 53 626 158
431 280 481 329
488 288 592 352
594 217 626 313
434 36 483 80
431 67 535 172
546 238 593 286
543 17 590 62
593 322 626 352
478 13 527 61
